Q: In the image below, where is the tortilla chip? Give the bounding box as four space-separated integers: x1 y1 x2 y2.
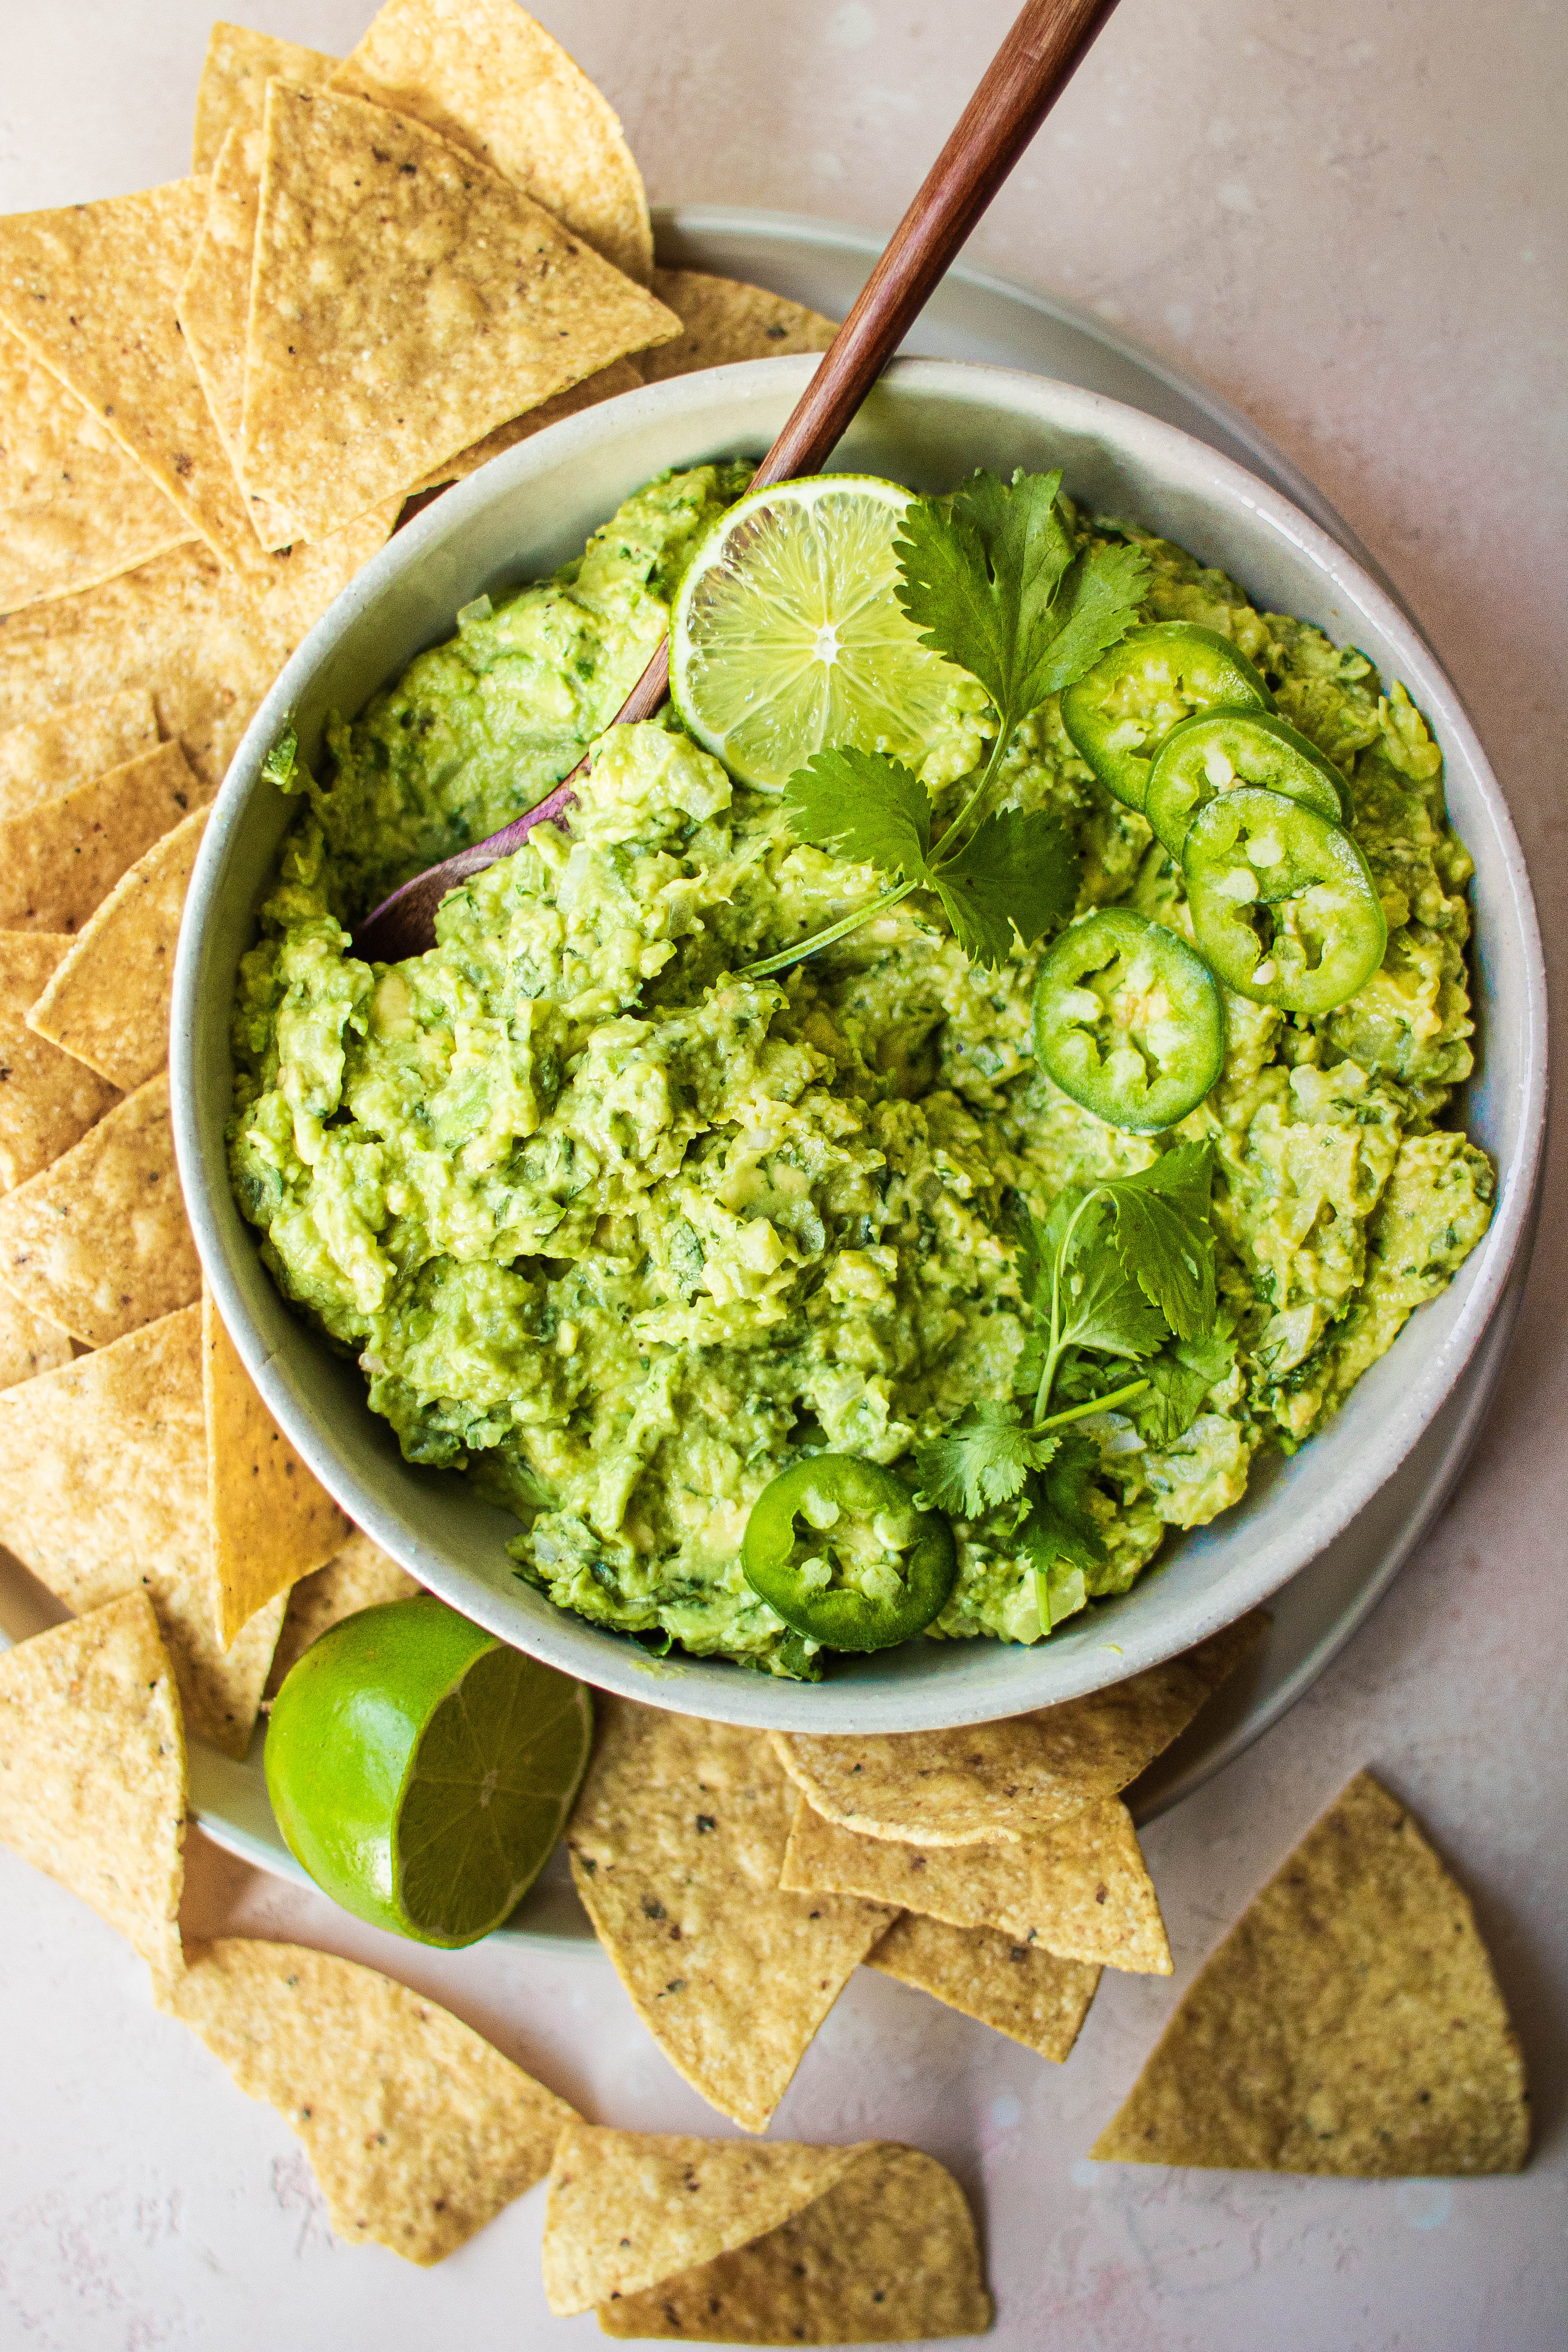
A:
410 356 644 493
771 1612 1267 1846
781 1793 1171 1975
161 1937 575 2261
265 1527 421 1696
1091 1769 1530 2175
0 514 396 789
0 330 193 615
27 804 207 1090
542 2122 866 2315
0 739 204 935
599 2142 992 2343
0 1281 73 1388
332 0 653 284
0 1072 197 1345
240 83 678 544
566 1698 895 2131
192 21 336 172
0 1590 186 1982
868 1912 1101 2061
203 1283 349 1648
178 128 299 551
0 935 120 1191
0 1304 281 1755
0 181 270 570
639 270 838 383
0 689 158 821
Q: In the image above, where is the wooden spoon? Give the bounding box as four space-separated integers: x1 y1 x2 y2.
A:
354 0 1121 961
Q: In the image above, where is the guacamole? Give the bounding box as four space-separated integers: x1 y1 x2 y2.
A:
230 465 1493 1676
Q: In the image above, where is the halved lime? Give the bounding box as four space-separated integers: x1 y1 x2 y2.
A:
264 1595 592 1948
669 474 975 792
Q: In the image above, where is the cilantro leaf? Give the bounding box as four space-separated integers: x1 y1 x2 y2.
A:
1096 1142 1218 1340
932 809 1082 971
915 1401 1060 1520
1128 1314 1238 1448
1021 1429 1106 1626
780 747 932 880
1033 543 1157 695
1027 1191 1170 1363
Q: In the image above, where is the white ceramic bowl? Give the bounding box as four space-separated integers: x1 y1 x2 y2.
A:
171 356 1546 1735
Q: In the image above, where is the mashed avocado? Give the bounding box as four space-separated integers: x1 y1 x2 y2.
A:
230 466 1494 1677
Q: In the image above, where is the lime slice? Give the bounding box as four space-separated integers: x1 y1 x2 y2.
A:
669 474 972 792
264 1594 592 1948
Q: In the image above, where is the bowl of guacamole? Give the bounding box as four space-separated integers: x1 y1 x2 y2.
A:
172 357 1545 1732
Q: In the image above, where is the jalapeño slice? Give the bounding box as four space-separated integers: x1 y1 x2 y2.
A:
1061 622 1275 812
1033 907 1224 1133
1144 707 1347 860
742 1455 956 1653
1183 785 1387 1014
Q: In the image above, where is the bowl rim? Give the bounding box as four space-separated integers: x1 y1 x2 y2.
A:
171 352 1548 1733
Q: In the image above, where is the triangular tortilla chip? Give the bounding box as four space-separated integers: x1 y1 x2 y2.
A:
332 0 653 283
0 689 158 821
239 83 678 543
0 181 270 570
203 1282 350 1647
0 329 193 616
598 2142 993 2343
868 1911 1101 2059
265 1526 420 1695
0 1590 185 1982
192 20 337 172
0 935 120 1191
160 1937 575 2261
566 1699 895 2131
782 1793 1171 1975
0 514 397 788
410 356 644 493
771 1613 1267 1846
638 270 838 382
0 1071 198 1345
0 1304 281 1755
1091 1769 1530 2176
0 1281 72 1389
542 2122 866 2316
27 803 207 1091
0 739 205 934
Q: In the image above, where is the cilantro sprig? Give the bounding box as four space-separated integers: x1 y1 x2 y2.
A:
915 1142 1222 1633
746 469 1149 979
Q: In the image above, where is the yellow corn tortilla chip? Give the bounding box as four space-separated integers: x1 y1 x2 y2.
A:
26 803 207 1091
0 181 272 571
0 688 158 820
240 84 677 544
0 1590 186 1982
265 1526 421 1695
542 2122 866 2316
0 330 193 616
782 1793 1171 1975
178 127 299 551
0 935 120 1191
192 21 336 172
869 1912 1101 2060
0 1282 72 1388
772 1613 1267 1846
1091 1769 1530 2176
0 514 397 789
203 1282 350 1648
639 270 838 382
0 1303 281 1755
0 739 205 935
599 2142 992 2343
0 1071 198 1345
566 1698 895 2132
410 356 644 493
332 0 653 284
160 1937 575 2261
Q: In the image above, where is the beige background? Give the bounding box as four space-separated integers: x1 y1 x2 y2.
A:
1 3 1564 2346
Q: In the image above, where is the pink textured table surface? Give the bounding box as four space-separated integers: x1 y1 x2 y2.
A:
1 5 1564 2347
